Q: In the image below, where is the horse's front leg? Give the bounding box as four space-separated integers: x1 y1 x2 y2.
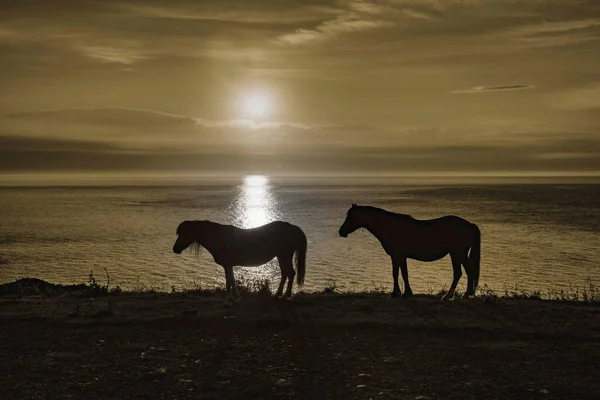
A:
390 258 402 298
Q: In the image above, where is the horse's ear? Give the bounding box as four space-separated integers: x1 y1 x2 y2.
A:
351 203 357 208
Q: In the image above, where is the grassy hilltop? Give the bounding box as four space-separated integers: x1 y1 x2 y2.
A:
0 277 599 400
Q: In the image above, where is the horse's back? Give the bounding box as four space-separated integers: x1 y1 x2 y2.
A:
417 215 473 226
238 220 304 245
247 220 301 234
410 214 477 248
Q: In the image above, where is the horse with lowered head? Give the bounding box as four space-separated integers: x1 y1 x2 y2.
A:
173 220 307 306
339 204 480 300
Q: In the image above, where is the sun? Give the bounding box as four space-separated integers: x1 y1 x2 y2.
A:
243 92 269 119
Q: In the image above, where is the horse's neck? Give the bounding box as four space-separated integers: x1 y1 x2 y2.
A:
362 210 410 244
195 224 223 254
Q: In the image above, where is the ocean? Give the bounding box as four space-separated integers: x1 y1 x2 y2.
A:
0 177 598 295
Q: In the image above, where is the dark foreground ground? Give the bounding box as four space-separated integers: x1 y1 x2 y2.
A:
1 282 599 400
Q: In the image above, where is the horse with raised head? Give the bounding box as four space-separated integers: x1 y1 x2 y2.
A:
173 220 307 306
339 204 480 300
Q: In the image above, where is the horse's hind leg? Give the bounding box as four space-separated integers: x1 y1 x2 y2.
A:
223 266 239 306
283 254 296 298
442 253 463 300
399 257 413 297
274 256 288 298
390 259 401 298
231 270 241 301
462 249 475 298
223 266 233 307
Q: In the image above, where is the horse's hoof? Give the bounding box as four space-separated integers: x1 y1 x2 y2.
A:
282 293 293 301
402 292 413 298
223 296 236 308
390 291 401 298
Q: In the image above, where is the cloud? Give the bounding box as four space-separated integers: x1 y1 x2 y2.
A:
0 23 150 67
277 1 415 45
278 17 394 45
76 46 149 64
0 134 118 153
1 0 597 74
453 85 535 94
117 1 330 24
2 106 599 175
505 18 600 37
5 108 330 134
0 1 294 69
548 82 600 111
1 108 392 154
6 108 197 127
494 18 600 50
197 119 313 130
2 131 598 174
3 108 213 151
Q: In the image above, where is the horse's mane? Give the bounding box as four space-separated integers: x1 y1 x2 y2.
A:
354 205 415 221
176 219 226 235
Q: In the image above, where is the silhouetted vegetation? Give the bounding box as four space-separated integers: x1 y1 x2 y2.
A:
476 279 599 304
0 277 87 297
85 269 122 297
1 275 598 305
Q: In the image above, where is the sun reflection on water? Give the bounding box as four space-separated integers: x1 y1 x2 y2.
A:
233 175 278 229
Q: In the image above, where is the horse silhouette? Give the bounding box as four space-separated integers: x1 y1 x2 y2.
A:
339 204 480 299
173 220 307 306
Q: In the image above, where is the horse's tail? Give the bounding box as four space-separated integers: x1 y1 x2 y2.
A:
295 228 307 287
469 224 481 293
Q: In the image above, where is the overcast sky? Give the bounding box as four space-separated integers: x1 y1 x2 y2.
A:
1 0 599 176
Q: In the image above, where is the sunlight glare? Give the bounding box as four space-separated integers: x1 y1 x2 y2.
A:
230 176 277 231
243 92 269 119
245 175 268 187
240 175 271 228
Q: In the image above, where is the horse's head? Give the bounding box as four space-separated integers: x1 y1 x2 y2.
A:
173 220 200 254
339 203 361 237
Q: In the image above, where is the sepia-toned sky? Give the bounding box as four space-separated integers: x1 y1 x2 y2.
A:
1 0 599 176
